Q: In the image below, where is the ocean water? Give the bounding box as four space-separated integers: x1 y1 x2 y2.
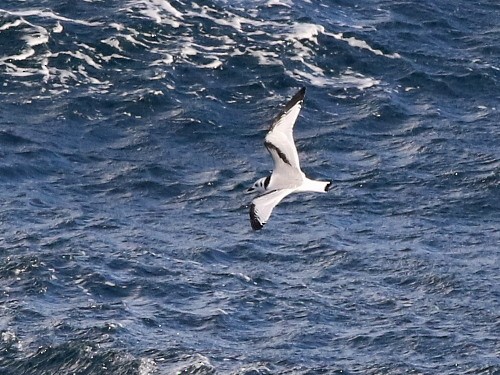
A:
0 0 499 374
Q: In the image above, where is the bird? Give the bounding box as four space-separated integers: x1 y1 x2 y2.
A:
247 87 332 230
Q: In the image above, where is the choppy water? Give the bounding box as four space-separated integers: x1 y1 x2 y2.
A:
1 0 499 374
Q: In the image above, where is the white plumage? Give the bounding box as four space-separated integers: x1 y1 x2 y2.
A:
248 87 332 230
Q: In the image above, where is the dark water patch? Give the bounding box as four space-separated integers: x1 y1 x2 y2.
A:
0 130 36 147
0 341 141 375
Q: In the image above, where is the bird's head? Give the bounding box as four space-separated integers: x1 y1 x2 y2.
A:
247 175 270 193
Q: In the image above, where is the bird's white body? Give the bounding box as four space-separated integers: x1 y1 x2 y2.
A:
248 87 331 230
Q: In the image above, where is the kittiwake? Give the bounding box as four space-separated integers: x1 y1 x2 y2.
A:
247 87 332 230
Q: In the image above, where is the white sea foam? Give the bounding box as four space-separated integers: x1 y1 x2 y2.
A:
2 62 37 77
23 32 49 47
0 2 396 93
150 54 174 66
120 0 397 82
138 358 157 375
77 65 109 86
288 23 324 44
53 22 63 33
123 34 149 48
1 47 35 62
339 68 380 89
125 0 182 27
48 67 78 84
247 48 282 66
180 45 198 58
101 37 123 51
200 58 223 69
109 22 125 31
153 0 183 18
325 31 400 59
0 8 104 26
288 68 379 90
40 57 50 82
0 7 110 89
61 51 102 69
0 19 24 31
266 0 292 7
185 4 270 33
100 53 131 63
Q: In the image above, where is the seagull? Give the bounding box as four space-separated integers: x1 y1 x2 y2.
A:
247 87 332 230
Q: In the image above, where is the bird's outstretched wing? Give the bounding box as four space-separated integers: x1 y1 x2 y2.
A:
249 188 294 230
264 87 305 175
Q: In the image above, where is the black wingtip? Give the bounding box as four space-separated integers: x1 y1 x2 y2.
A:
269 87 307 130
249 203 265 230
325 181 333 192
251 220 264 231
283 87 306 113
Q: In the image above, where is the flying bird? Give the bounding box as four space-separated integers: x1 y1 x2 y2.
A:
247 87 332 230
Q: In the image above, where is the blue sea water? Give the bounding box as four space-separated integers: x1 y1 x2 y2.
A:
0 0 499 374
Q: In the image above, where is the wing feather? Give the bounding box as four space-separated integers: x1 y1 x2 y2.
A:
249 189 294 230
265 87 305 172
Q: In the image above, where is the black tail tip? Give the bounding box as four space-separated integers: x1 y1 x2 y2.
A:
325 181 333 192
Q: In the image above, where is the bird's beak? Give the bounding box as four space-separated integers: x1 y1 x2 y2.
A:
246 187 254 193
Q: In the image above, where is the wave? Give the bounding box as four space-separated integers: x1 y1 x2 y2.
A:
0 1 402 98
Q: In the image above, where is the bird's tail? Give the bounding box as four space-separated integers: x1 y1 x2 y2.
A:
298 178 332 193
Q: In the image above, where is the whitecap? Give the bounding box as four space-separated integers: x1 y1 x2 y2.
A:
101 37 123 51
123 34 149 48
138 358 157 375
288 23 324 44
59 51 102 70
287 68 380 90
48 67 78 84
0 19 24 31
266 0 292 8
246 48 282 66
325 31 400 59
180 45 198 58
150 54 174 66
1 48 36 62
23 33 49 47
339 68 380 90
287 69 331 88
0 8 104 27
125 0 183 27
52 22 63 33
154 0 183 19
200 59 223 69
109 22 125 31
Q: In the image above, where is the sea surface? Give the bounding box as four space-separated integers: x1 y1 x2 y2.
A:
0 0 499 374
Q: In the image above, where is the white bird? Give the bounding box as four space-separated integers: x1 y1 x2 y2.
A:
247 87 332 230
